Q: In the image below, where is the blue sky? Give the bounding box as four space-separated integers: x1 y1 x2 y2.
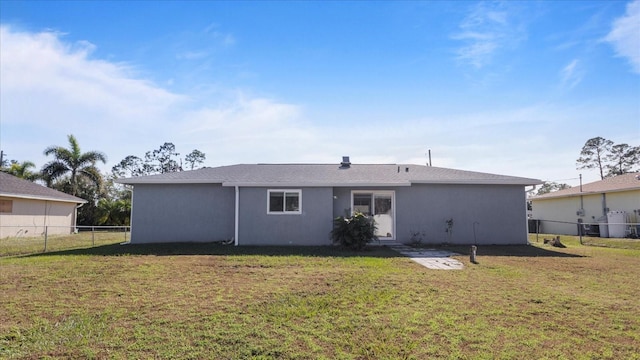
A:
1 1 638 186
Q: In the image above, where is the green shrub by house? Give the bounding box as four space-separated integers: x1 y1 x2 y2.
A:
330 212 378 250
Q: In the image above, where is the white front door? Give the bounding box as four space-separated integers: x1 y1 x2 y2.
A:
352 191 395 240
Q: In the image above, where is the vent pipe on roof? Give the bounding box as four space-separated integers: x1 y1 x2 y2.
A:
340 156 351 168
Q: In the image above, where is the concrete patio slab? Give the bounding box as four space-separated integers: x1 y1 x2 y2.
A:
389 245 464 270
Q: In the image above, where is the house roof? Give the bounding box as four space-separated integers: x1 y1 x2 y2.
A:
0 172 87 204
532 172 640 200
116 163 542 187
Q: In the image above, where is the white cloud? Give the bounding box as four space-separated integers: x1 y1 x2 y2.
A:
560 59 584 89
452 2 526 69
604 0 640 73
176 51 209 60
179 95 313 159
0 26 324 171
0 27 411 170
203 23 236 46
0 26 184 125
219 33 236 46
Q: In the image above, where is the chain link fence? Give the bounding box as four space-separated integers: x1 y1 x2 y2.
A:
0 225 130 257
529 219 640 245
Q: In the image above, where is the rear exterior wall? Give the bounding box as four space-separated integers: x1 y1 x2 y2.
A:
333 184 529 245
130 184 235 243
129 183 529 245
238 187 334 245
396 184 528 245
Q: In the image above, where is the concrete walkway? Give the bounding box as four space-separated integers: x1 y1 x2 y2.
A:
389 245 464 270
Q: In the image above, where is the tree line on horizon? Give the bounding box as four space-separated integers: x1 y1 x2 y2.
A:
0 135 206 226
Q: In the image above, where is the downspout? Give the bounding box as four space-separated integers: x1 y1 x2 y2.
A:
74 202 85 233
234 186 239 246
126 185 133 243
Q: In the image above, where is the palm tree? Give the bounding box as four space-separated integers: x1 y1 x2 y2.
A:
97 198 131 226
3 160 40 181
41 134 107 196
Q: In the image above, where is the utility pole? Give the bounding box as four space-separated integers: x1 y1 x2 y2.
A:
0 150 4 168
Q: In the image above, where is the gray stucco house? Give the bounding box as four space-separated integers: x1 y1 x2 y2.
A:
116 158 541 246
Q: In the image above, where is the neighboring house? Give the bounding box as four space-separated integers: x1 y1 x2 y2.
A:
0 172 86 238
531 173 640 237
116 157 541 246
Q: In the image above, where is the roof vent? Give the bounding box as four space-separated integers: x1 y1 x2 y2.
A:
340 156 351 168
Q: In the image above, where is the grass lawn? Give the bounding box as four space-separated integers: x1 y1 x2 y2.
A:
1 237 639 359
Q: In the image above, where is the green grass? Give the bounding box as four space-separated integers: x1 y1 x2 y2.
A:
1 237 639 359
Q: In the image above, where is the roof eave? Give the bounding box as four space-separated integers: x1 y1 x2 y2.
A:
0 192 87 204
115 179 222 185
532 187 640 200
115 178 541 187
411 179 543 186
222 182 412 187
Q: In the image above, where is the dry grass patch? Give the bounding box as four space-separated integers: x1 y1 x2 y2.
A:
1 240 639 359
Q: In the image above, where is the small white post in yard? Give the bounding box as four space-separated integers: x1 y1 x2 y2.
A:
92 226 95 246
470 245 478 264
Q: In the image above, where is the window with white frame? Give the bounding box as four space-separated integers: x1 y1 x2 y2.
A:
268 190 301 214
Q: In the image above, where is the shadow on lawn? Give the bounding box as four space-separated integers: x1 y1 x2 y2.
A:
444 245 585 258
22 242 401 258
21 242 584 258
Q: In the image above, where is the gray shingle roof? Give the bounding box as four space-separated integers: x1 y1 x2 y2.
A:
116 163 541 186
532 172 640 200
0 172 87 203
